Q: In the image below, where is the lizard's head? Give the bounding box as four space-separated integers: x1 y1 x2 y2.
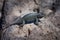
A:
37 12 45 18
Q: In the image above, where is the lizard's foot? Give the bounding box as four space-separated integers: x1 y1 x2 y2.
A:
38 20 42 23
34 21 38 25
20 25 23 27
34 22 39 25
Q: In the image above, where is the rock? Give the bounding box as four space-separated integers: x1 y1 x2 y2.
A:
0 0 4 11
0 0 4 19
1 23 38 40
1 0 60 40
0 12 1 19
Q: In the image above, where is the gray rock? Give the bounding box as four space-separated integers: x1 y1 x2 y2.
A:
0 0 4 11
1 0 60 40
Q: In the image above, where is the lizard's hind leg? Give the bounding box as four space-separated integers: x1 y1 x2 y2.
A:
19 20 25 28
22 20 25 26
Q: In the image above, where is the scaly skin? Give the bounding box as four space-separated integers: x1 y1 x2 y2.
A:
11 12 45 26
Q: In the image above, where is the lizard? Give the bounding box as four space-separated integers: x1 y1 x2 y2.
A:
10 12 45 27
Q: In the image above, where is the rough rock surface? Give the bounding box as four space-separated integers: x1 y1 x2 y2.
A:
0 0 4 39
0 0 60 40
0 0 4 18
0 0 3 11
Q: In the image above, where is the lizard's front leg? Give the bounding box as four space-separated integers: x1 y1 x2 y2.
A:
34 17 39 25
